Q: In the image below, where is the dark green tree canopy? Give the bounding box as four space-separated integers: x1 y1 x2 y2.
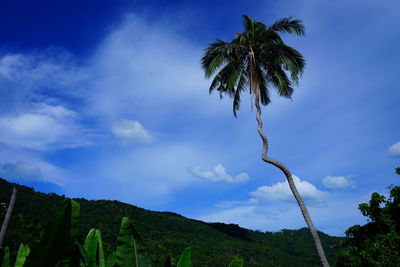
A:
336 177 400 266
201 15 305 116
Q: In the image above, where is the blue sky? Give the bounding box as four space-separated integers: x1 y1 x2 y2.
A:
0 0 399 236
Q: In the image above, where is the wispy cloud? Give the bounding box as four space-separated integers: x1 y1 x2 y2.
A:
322 175 355 190
0 15 231 203
0 103 90 150
0 49 92 152
0 51 88 86
0 161 42 180
197 193 366 236
388 142 400 157
0 146 74 186
111 119 154 144
195 176 370 235
85 14 226 124
188 164 249 183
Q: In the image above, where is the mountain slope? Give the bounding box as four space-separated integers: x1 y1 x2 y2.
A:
0 178 342 266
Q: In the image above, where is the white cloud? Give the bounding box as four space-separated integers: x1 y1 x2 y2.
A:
188 164 250 183
322 175 355 190
34 103 77 118
84 14 229 124
0 24 235 200
0 147 74 186
388 142 400 157
73 142 209 206
0 161 42 180
0 54 23 79
197 194 366 236
0 103 89 150
195 177 366 235
111 119 154 144
0 15 230 152
199 204 305 232
250 175 328 204
0 51 88 88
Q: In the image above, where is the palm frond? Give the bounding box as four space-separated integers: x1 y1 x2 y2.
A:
270 67 294 98
242 15 256 36
201 39 230 78
255 66 270 105
270 44 305 84
233 73 247 116
257 30 284 47
208 61 243 98
269 17 305 36
281 45 305 83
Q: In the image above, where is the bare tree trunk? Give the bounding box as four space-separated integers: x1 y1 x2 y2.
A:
0 187 17 247
254 95 329 267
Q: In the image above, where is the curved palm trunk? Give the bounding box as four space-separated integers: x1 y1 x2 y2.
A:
0 187 17 247
254 95 329 267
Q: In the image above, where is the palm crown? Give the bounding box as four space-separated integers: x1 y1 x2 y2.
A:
201 15 305 116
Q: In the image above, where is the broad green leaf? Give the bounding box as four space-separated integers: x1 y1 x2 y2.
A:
0 247 10 267
95 230 105 267
115 217 152 267
14 244 30 267
106 252 116 267
177 247 191 267
84 229 97 265
227 255 243 267
25 199 80 267
84 229 105 267
115 219 135 266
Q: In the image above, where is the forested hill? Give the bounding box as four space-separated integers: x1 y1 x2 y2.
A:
0 178 342 266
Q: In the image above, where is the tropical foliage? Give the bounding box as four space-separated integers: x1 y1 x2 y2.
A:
336 170 400 266
0 178 342 266
0 198 244 267
201 15 305 116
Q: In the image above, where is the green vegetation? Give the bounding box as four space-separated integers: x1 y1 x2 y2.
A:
336 170 400 266
1 198 242 266
336 186 400 266
0 178 342 266
201 15 328 265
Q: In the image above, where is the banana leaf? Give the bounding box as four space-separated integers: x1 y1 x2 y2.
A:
0 247 9 267
84 229 105 267
177 247 191 267
25 199 80 267
227 255 243 267
106 252 116 267
14 244 30 267
115 217 152 267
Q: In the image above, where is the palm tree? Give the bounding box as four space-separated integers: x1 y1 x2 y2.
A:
202 15 329 266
